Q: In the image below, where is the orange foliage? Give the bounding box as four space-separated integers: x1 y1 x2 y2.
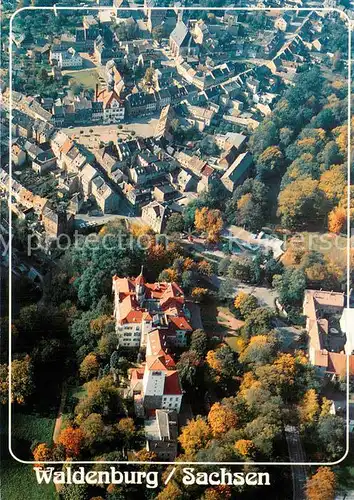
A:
306 467 336 500
134 449 157 461
319 164 346 203
207 402 238 437
204 485 232 500
33 443 52 466
194 207 223 243
328 206 346 234
198 260 213 276
178 417 212 456
234 439 256 458
58 427 84 458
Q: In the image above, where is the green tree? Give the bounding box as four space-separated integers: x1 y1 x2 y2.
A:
243 308 274 338
80 413 105 448
317 414 345 460
176 351 201 387
62 483 88 500
190 329 208 358
239 335 277 366
165 213 184 234
273 267 306 307
234 292 259 319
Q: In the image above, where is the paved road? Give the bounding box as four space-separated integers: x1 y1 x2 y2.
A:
211 275 277 309
74 212 142 228
285 425 308 500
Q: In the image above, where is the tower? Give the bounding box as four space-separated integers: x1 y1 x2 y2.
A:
135 265 145 305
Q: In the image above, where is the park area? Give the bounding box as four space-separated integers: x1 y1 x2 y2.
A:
63 68 102 93
2 411 57 500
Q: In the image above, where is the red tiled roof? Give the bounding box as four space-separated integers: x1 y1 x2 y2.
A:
327 352 354 376
201 164 214 178
169 315 193 331
60 138 74 155
96 89 123 109
164 371 182 395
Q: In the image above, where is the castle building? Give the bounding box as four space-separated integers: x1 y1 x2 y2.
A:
112 270 192 348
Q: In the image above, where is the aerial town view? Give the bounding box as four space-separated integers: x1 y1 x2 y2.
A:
0 2 353 500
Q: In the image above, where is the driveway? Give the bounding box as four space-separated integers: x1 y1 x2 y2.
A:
212 275 277 309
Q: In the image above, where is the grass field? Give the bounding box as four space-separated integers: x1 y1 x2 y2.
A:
2 411 58 500
2 453 58 500
64 69 101 91
11 412 55 446
282 231 347 268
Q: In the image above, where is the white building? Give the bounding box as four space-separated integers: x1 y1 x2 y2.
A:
130 329 183 417
58 48 83 69
96 88 125 124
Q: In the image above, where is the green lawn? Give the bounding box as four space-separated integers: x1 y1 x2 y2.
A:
2 453 58 500
2 411 58 500
12 412 55 446
64 69 101 90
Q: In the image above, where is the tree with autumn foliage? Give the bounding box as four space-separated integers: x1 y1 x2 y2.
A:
277 177 327 229
328 206 346 233
299 389 320 427
257 145 284 179
32 443 53 466
194 207 223 243
133 449 157 461
234 292 259 319
158 268 179 283
79 353 99 381
178 417 212 456
207 402 238 437
239 335 277 366
234 439 256 459
58 426 84 458
319 164 346 205
10 355 34 404
75 375 122 420
147 243 171 276
157 481 183 500
306 467 336 500
191 287 209 302
116 417 136 445
203 485 232 500
206 345 239 379
0 364 7 405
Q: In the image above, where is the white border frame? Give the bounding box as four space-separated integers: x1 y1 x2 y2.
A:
7 5 352 466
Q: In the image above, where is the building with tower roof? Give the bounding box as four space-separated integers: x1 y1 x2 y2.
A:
169 19 199 58
112 270 192 348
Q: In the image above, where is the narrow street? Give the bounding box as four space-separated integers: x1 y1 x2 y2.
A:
285 425 308 500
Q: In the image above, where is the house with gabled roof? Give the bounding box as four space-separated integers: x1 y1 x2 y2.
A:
169 20 199 58
95 85 125 124
130 328 183 417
